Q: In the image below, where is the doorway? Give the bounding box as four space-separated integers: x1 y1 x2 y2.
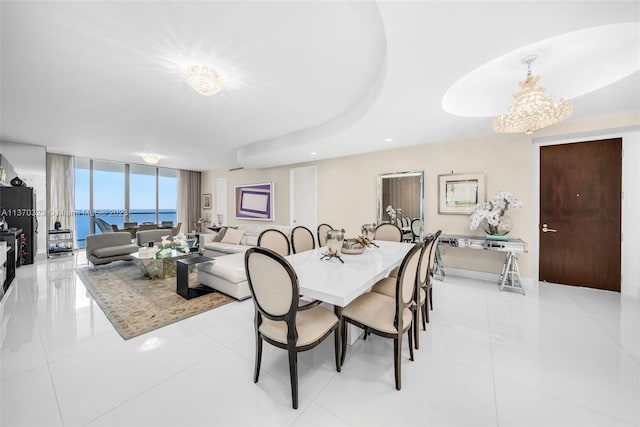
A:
289 166 317 231
539 138 622 291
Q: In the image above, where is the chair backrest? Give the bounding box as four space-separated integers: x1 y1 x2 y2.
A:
291 226 315 254
124 222 138 228
317 223 333 247
375 223 402 242
410 219 422 239
161 221 173 227
138 223 157 232
94 217 114 233
258 229 291 257
418 234 436 286
172 222 182 236
137 229 172 246
245 247 299 322
427 230 442 284
393 243 422 330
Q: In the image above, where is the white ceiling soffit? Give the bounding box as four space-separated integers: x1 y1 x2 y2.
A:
442 23 640 118
1 2 639 171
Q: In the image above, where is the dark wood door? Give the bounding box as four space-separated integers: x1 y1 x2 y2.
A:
539 138 622 292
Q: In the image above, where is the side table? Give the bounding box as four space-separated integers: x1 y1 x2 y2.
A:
176 255 215 299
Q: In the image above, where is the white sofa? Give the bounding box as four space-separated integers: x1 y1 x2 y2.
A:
199 223 291 258
196 223 292 300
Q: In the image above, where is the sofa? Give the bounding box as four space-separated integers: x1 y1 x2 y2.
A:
195 223 292 300
136 229 174 247
196 252 251 300
199 223 291 258
86 232 139 266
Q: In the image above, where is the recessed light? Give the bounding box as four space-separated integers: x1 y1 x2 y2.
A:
384 138 393 142
310 152 317 156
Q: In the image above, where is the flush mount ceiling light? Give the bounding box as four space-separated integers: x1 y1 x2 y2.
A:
492 55 573 135
142 153 160 165
185 65 224 96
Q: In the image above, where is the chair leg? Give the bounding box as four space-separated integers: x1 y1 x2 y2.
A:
340 320 348 366
430 287 434 311
254 335 262 383
334 327 341 372
288 348 298 409
408 326 414 361
394 335 402 390
363 326 368 340
413 306 419 350
421 303 427 330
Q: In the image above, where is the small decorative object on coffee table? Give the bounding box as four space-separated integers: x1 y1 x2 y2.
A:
177 255 215 299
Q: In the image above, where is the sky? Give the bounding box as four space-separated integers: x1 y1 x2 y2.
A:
75 169 177 210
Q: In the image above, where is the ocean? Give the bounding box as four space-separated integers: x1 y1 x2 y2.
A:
76 209 177 247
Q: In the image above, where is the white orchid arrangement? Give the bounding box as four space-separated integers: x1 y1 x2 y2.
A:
155 234 191 258
386 205 397 223
470 191 522 234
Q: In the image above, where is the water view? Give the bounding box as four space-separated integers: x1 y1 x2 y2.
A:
76 209 177 247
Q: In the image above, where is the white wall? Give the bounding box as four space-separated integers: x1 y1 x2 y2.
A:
0 141 47 257
202 112 640 300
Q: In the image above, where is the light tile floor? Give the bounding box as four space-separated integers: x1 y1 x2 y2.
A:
1 252 639 426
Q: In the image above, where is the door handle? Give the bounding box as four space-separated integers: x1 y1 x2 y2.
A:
542 224 557 233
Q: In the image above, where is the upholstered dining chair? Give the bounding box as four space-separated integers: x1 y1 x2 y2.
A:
244 247 340 409
291 226 315 254
371 235 436 349
317 223 333 247
424 230 442 320
410 219 423 242
258 229 291 257
340 243 421 390
124 221 138 228
137 223 157 232
374 223 402 242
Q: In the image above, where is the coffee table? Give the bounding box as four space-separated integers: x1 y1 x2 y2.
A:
131 249 195 280
176 255 215 299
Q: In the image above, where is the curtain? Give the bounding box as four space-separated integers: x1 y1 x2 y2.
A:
47 153 77 248
177 170 201 235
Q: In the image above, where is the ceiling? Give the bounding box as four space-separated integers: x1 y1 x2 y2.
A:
2 1 639 171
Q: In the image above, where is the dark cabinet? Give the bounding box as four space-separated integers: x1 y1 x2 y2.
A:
0 186 37 265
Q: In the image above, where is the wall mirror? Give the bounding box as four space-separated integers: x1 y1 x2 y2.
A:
377 171 424 225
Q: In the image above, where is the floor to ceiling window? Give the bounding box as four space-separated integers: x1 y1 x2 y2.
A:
74 158 178 248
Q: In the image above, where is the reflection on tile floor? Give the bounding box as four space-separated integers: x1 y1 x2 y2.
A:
1 252 639 426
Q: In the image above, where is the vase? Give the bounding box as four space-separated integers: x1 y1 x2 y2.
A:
482 214 513 236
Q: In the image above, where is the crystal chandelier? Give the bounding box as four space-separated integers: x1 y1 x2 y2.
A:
185 65 224 96
492 55 573 135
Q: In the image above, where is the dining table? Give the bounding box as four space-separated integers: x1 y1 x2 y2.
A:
285 240 415 362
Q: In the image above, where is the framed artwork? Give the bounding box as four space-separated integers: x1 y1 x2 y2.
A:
202 193 212 210
438 173 486 215
234 182 274 221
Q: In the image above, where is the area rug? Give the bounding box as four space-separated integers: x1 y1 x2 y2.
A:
75 262 234 340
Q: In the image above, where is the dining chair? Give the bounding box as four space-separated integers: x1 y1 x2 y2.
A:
258 229 291 257
317 223 333 247
171 222 181 236
374 223 402 242
291 226 315 254
161 220 173 227
340 243 421 390
244 246 340 409
425 230 442 319
137 223 157 232
410 219 423 242
124 221 138 228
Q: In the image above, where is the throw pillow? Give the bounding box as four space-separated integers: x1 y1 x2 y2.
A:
221 227 245 245
212 227 227 242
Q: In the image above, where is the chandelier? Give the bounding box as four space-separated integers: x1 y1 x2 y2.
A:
142 153 160 165
492 55 573 135
185 65 224 96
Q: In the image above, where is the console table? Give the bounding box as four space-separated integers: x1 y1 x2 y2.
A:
438 234 528 294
